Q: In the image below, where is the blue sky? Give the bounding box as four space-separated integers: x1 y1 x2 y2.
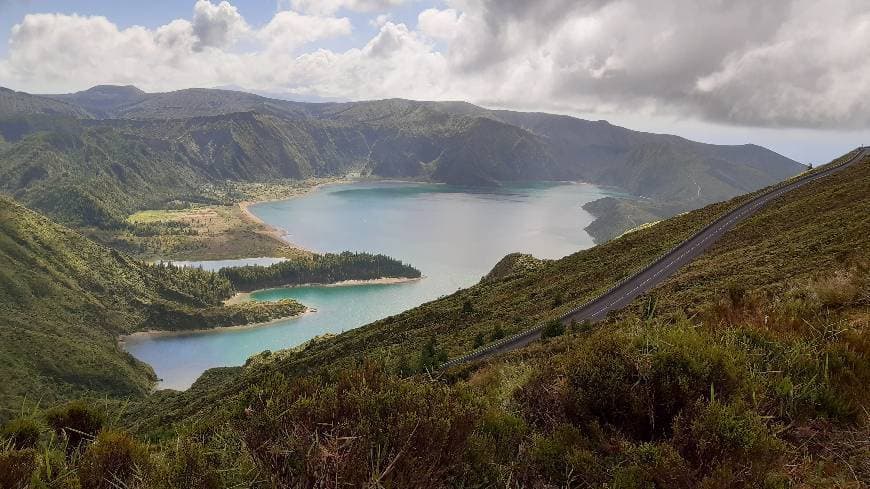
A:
1 0 869 164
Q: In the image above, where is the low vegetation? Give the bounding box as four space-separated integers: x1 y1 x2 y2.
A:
112 205 299 261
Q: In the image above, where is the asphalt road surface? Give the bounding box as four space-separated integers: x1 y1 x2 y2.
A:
441 147 868 369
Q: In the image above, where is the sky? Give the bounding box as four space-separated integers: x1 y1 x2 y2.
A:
1 0 869 164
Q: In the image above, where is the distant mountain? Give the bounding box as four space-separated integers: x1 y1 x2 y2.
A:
47 85 147 118
2 85 805 239
0 87 91 119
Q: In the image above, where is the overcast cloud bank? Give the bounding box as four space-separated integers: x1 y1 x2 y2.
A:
1 0 869 130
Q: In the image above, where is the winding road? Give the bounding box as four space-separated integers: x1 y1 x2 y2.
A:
441 147 868 369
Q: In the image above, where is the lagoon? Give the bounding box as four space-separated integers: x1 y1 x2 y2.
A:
124 181 613 389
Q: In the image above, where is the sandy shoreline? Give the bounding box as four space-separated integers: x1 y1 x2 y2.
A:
237 178 352 252
118 307 316 344
238 200 309 251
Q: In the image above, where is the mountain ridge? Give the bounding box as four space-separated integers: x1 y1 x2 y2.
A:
1 85 806 242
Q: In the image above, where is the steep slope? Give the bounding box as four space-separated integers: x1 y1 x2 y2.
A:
131 152 868 422
0 196 301 420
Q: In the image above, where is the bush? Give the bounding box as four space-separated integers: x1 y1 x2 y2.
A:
526 424 605 487
0 448 37 489
239 363 481 488
517 327 743 439
474 409 527 462
1 418 42 449
673 401 783 486
541 319 565 339
78 430 149 489
45 401 105 448
612 443 692 489
151 437 221 489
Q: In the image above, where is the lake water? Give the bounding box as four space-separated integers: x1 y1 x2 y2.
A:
124 181 612 389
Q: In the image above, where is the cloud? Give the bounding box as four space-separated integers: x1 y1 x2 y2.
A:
0 3 445 101
282 0 406 16
1 0 869 129
191 0 248 50
258 10 351 51
439 0 870 128
417 8 460 41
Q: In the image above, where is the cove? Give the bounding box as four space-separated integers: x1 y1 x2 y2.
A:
124 181 614 389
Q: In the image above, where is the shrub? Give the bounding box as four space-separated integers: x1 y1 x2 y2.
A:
239 363 480 488
518 327 743 439
1 418 42 449
809 269 862 307
491 324 505 341
0 448 37 489
418 336 448 371
474 409 527 462
612 443 692 489
540 318 565 339
78 429 149 489
673 401 783 486
152 437 221 489
45 401 105 448
526 424 605 487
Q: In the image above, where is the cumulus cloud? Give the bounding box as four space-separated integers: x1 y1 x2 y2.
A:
417 8 461 41
1 0 869 129
0 2 446 101
191 0 249 49
258 10 351 51
282 0 406 16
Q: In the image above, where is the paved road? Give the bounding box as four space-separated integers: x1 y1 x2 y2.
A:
441 147 868 368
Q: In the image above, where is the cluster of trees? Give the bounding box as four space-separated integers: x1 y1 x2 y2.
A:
219 252 421 292
147 261 234 305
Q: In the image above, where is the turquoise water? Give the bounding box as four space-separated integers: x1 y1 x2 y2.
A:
124 181 611 389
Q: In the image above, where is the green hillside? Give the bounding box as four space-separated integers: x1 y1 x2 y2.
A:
0 196 304 420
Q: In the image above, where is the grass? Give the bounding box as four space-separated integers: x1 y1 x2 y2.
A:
116 204 305 261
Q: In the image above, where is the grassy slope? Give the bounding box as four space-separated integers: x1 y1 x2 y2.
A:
0 196 302 421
